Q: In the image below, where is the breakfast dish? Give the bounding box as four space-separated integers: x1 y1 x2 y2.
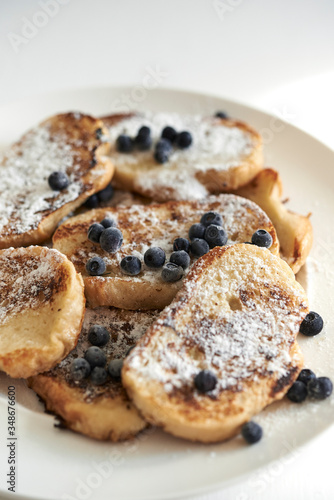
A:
0 246 85 378
0 87 333 500
0 112 114 249
102 112 263 201
28 307 159 441
123 244 308 442
52 195 279 309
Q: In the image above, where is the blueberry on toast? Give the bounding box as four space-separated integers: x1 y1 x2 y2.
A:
102 112 263 201
28 307 159 441
52 195 279 310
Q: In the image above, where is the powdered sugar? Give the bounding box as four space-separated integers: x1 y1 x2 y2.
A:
60 195 276 288
0 247 66 326
0 123 84 236
127 247 308 397
107 112 256 200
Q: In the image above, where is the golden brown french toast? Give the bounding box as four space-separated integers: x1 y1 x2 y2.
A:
122 244 308 443
28 307 159 441
234 168 313 273
102 112 263 201
0 246 85 378
0 112 114 249
52 195 279 310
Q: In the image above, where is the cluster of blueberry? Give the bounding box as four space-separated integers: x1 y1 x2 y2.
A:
287 311 332 403
70 324 132 385
116 124 193 164
86 217 123 276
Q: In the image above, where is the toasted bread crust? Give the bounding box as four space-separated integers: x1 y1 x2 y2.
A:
0 246 85 378
102 113 263 201
234 168 313 273
0 112 114 249
123 244 308 443
53 195 279 310
28 307 159 441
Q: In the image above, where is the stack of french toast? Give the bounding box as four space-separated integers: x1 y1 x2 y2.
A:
1 109 326 445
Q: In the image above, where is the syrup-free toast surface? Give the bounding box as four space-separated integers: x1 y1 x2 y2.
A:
28 307 159 441
122 244 308 443
0 246 85 378
53 195 279 310
102 112 263 201
0 112 114 249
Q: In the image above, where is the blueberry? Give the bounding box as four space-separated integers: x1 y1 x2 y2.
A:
297 369 316 385
300 312 323 337
144 247 166 268
90 367 108 385
161 126 177 143
137 125 151 138
286 381 308 403
108 358 123 379
70 358 91 381
84 194 99 208
88 325 110 346
155 138 173 153
241 422 263 444
204 224 228 248
86 257 106 276
120 255 142 276
190 238 210 258
116 134 133 153
126 345 136 357
194 370 217 393
154 149 170 164
170 250 190 270
188 223 206 240
97 184 114 203
100 227 123 253
134 126 152 151
200 211 223 228
173 237 190 253
84 346 107 368
176 131 192 149
88 223 104 243
100 217 117 229
308 377 333 400
215 111 228 119
161 262 183 282
251 229 273 248
48 171 70 191
154 139 172 163
95 127 103 140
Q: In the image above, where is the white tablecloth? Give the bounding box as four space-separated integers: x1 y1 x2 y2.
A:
1 1 334 498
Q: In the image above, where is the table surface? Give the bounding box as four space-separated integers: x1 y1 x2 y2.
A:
1 1 334 499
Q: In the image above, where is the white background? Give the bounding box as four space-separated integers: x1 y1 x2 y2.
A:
0 1 334 499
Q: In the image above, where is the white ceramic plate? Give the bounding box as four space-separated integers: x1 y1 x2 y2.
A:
0 87 334 500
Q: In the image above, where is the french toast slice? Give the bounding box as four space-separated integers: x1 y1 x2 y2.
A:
234 168 313 273
0 112 114 249
0 246 85 378
122 244 308 443
102 112 263 201
28 307 159 441
53 195 279 310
